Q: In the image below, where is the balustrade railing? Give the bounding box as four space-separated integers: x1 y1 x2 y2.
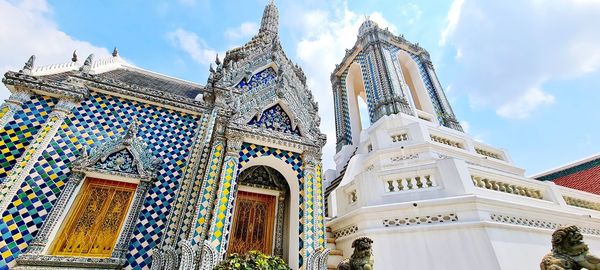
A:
385 175 436 193
475 148 503 160
430 135 463 149
391 133 409 142
471 175 543 199
563 196 600 212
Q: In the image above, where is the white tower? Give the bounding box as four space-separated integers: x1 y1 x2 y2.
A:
325 19 600 270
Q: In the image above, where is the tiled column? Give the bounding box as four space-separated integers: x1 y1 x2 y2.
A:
207 135 243 257
0 98 78 213
0 89 32 128
314 162 325 249
162 112 212 247
190 138 225 245
302 150 318 261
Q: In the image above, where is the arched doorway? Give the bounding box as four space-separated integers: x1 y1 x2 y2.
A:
226 165 290 259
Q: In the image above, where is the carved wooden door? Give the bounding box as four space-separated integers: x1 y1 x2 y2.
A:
52 178 136 257
227 191 276 255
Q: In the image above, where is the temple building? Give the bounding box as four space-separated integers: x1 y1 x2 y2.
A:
2 1 600 270
324 19 600 270
0 2 327 269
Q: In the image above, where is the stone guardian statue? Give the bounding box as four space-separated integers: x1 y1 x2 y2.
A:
337 237 374 270
541 225 600 269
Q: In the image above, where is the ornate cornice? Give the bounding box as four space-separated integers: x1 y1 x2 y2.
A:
228 124 324 151
2 71 89 101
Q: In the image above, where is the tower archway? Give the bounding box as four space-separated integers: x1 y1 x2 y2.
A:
345 62 369 145
396 50 436 118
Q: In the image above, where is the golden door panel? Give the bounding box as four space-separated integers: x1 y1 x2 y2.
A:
227 191 276 255
51 178 136 257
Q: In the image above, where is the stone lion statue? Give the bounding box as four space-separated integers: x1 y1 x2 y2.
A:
338 237 374 270
541 225 600 270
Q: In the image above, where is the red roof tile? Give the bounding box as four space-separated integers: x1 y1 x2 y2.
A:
553 166 600 195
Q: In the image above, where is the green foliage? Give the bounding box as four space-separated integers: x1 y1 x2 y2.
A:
214 251 291 270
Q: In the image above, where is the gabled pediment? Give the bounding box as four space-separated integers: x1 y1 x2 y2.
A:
72 123 161 181
248 103 300 136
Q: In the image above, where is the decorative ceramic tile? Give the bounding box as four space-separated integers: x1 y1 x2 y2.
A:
248 104 300 135
192 141 224 245
0 95 56 181
235 67 277 91
0 92 200 270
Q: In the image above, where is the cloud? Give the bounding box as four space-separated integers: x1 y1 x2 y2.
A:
167 28 217 65
440 0 464 46
225 22 258 40
440 0 600 119
496 87 555 119
0 0 109 101
399 3 423 25
291 1 398 170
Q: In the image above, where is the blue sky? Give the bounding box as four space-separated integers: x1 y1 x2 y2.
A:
0 0 599 175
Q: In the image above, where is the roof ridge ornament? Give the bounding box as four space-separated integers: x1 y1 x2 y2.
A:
79 54 94 73
259 0 279 34
72 50 78 62
112 47 119 57
20 55 35 75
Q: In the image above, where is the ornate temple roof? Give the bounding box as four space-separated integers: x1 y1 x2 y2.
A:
13 50 205 100
97 69 203 99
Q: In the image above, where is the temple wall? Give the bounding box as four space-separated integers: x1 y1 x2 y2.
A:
0 91 203 269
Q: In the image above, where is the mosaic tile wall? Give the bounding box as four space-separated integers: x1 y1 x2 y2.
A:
0 92 201 270
0 95 57 182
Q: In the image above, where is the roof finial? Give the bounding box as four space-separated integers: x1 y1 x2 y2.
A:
20 55 35 75
79 54 94 73
112 47 119 57
72 50 78 62
259 0 279 34
215 53 221 66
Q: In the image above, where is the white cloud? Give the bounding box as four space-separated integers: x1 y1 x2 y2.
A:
440 0 600 119
439 0 464 46
167 28 217 65
0 0 109 101
496 87 555 119
399 3 423 25
225 22 258 40
291 1 398 170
